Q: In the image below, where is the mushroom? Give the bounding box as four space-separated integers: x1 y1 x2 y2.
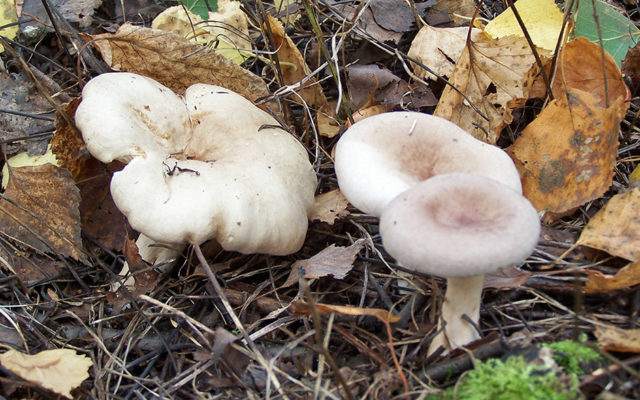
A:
334 112 522 217
379 173 540 355
75 72 317 273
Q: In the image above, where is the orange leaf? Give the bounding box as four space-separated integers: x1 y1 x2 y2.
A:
584 262 640 294
594 325 640 353
511 89 621 215
577 188 640 261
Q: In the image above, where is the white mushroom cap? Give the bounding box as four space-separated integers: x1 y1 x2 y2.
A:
76 72 317 256
379 173 540 277
334 112 522 216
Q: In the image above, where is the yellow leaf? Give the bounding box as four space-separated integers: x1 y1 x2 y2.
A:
0 348 92 398
152 3 252 64
584 262 640 293
0 0 19 52
577 188 640 261
484 0 564 51
1 145 58 189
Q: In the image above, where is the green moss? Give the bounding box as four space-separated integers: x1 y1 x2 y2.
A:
428 356 581 400
544 340 604 375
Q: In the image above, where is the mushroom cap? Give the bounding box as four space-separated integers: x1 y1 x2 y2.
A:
76 73 317 255
334 112 522 216
379 173 540 277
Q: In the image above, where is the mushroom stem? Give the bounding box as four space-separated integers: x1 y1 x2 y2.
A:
428 275 484 356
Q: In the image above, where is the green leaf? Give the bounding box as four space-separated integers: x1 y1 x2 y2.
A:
573 0 640 67
180 0 217 19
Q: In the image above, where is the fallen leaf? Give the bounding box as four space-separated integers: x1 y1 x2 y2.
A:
577 188 640 261
510 89 621 215
152 3 252 65
584 262 640 293
484 0 564 51
291 301 400 324
107 232 160 312
19 0 100 30
434 34 544 143
284 240 364 287
428 0 477 26
0 164 85 261
1 145 57 189
483 267 532 289
622 42 640 93
528 37 630 119
369 0 434 33
347 64 400 107
333 3 403 44
408 25 481 81
310 189 350 224
0 0 19 52
594 325 640 353
0 348 92 398
264 14 328 110
90 23 271 101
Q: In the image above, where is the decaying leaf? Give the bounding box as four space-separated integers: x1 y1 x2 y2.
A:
90 23 271 101
584 262 640 293
284 240 364 287
52 100 126 251
434 34 544 143
369 0 433 33
332 2 403 44
408 25 481 81
594 325 640 353
264 15 328 110
0 0 19 52
577 188 640 261
484 0 564 51
528 37 630 119
292 301 400 324
510 89 621 216
310 189 350 224
107 233 160 312
152 3 252 64
0 348 92 398
0 164 84 261
483 266 532 290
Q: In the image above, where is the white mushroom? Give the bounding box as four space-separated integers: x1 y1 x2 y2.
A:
334 112 522 217
379 173 540 355
75 72 317 275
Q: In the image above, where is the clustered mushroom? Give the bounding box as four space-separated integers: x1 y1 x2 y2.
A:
75 72 317 278
334 112 540 355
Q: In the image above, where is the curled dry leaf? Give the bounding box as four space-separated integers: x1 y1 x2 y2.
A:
483 267 532 290
0 164 85 261
584 262 640 293
408 25 481 81
594 325 640 353
528 37 630 119
291 301 400 324
90 23 271 101
0 348 92 399
310 189 350 224
283 240 364 287
434 34 545 143
510 89 621 216
577 188 640 261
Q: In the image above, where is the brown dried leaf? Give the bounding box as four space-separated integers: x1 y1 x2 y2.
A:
584 262 640 293
510 89 621 215
284 240 364 287
291 301 400 324
90 23 271 100
483 267 532 289
107 233 159 312
0 348 92 399
577 188 640 261
594 325 640 353
264 14 328 110
310 189 350 224
408 25 481 81
529 37 630 119
0 164 84 261
434 35 545 143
